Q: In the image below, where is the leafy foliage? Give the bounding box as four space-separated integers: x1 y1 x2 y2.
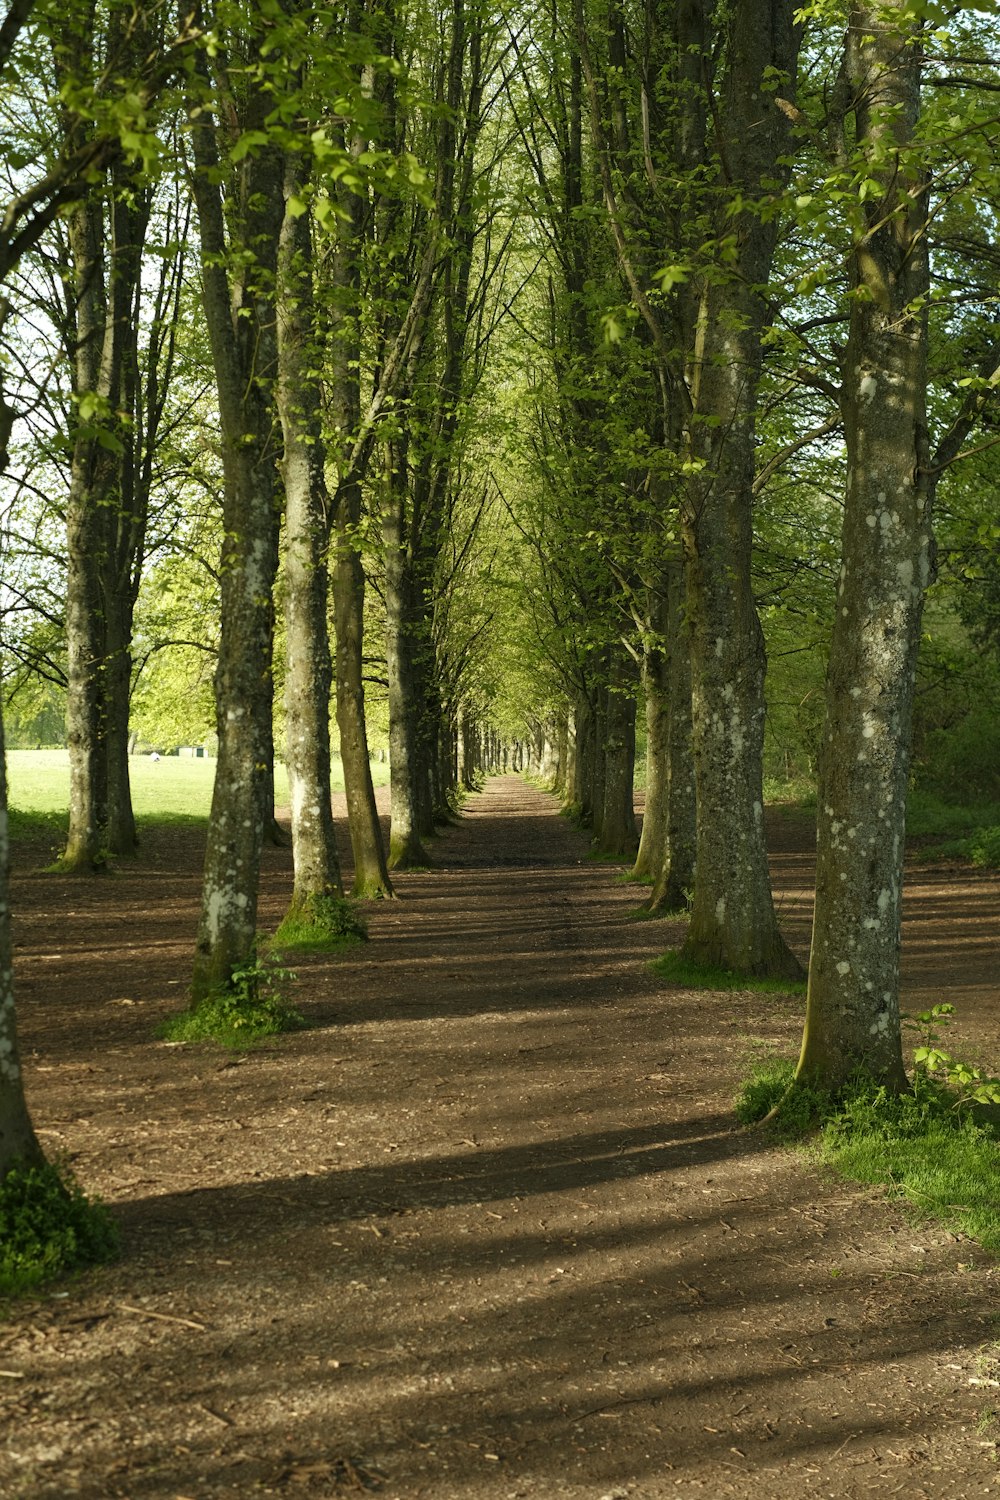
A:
736 1016 1000 1251
906 1004 1000 1115
272 894 369 952
159 952 304 1049
0 1160 119 1299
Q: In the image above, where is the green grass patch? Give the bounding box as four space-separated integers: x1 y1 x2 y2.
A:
271 893 368 952
0 1159 118 1300
159 953 304 1049
6 807 67 843
736 1057 1000 1252
652 949 807 994
5 749 390 832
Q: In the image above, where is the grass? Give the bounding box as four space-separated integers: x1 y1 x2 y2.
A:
271 893 368 952
0 1158 119 1300
652 949 807 994
735 1057 1000 1253
4 749 390 834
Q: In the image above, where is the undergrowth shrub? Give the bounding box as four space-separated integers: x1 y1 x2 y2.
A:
0 1160 118 1298
736 1024 1000 1252
272 893 368 952
969 826 1000 869
159 951 304 1049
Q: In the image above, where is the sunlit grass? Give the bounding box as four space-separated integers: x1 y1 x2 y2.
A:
5 749 390 832
736 1057 1000 1252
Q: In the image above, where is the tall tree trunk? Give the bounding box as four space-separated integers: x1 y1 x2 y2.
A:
100 173 149 857
188 33 285 1004
797 3 928 1090
60 193 111 872
334 529 394 896
594 652 638 858
57 16 151 868
276 160 344 919
383 461 428 869
647 558 696 913
678 1 803 979
633 585 670 882
328 35 395 901
0 679 43 1178
570 696 593 819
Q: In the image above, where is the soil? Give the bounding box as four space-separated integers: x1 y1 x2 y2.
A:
1 774 998 1500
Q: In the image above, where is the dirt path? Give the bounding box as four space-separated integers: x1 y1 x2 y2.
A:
1 775 998 1499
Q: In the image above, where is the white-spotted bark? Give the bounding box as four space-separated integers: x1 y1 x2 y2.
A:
798 3 929 1089
188 19 284 1004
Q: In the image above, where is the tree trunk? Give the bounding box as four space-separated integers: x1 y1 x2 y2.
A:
648 560 696 914
0 686 43 1178
56 23 150 868
99 175 148 858
276 163 344 919
633 585 670 882
60 193 111 872
334 533 394 897
383 466 428 869
797 3 928 1090
678 2 803 979
570 697 592 817
556 709 570 799
188 39 285 1004
589 682 607 832
103 624 136 856
594 654 638 858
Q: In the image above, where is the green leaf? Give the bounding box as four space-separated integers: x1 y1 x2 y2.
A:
230 130 271 163
652 263 689 291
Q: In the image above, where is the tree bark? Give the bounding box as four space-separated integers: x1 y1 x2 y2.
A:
334 534 394 896
57 19 152 868
797 3 929 1090
0 692 43 1178
383 458 429 869
60 193 111 871
633 586 670 882
594 652 638 858
276 162 344 918
677 1 803 979
188 34 285 1004
647 559 696 913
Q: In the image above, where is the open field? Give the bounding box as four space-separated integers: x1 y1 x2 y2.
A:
5 749 391 823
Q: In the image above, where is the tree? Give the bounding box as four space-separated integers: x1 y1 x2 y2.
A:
797 0 1000 1088
55 10 156 864
277 145 348 925
0 0 188 1188
185 0 287 1004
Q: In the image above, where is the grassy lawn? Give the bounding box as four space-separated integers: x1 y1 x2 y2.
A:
5 749 389 827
